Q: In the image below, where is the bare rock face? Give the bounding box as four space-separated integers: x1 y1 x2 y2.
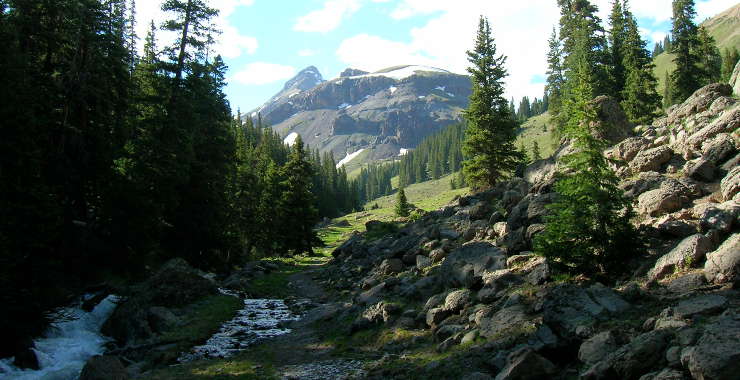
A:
685 103 740 152
659 83 733 129
248 65 471 161
637 179 697 217
582 329 673 380
494 348 557 380
704 233 740 284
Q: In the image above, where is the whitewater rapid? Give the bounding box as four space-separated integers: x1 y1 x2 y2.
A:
0 295 119 380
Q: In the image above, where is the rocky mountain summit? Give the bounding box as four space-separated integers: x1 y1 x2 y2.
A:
312 64 740 379
250 65 471 164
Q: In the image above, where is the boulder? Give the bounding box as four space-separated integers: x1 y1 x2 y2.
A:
666 272 707 293
352 301 400 331
478 305 532 340
79 356 129 380
443 289 472 313
615 136 652 162
494 348 557 380
630 146 673 173
685 104 740 151
592 95 632 144
622 171 665 199
701 133 736 165
582 329 673 380
684 158 716 181
416 255 432 270
440 241 507 288
469 202 492 220
695 201 739 233
637 179 695 217
674 294 727 319
579 331 618 365
357 282 386 305
656 220 698 238
429 248 447 263
379 258 403 275
426 307 450 328
721 166 740 201
637 368 687 380
666 83 732 127
704 233 740 284
682 311 740 380
647 234 713 281
543 284 630 340
147 306 180 334
526 193 556 224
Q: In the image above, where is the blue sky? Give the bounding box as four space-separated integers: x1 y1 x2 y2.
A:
136 0 738 112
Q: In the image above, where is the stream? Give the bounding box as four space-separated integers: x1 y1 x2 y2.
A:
0 295 119 380
179 294 301 362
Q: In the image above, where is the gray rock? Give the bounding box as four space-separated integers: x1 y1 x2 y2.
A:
461 329 480 345
579 331 618 365
622 171 665 198
426 307 450 328
494 348 557 380
424 293 446 311
666 272 707 293
435 324 464 341
637 179 695 217
379 258 403 275
630 146 673 173
647 234 713 281
721 166 740 201
357 282 386 305
674 294 727 319
686 104 740 152
582 329 673 380
615 136 653 162
440 241 507 288
638 368 687 380
79 356 128 380
147 306 180 334
682 311 740 380
684 158 716 181
526 193 556 224
696 202 739 234
469 202 492 220
463 372 492 380
543 284 630 340
416 255 432 270
352 301 400 331
704 233 740 284
443 289 472 313
479 305 531 340
429 248 447 263
656 220 698 238
701 133 737 165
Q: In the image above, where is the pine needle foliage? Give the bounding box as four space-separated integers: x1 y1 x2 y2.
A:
462 16 523 190
395 187 410 217
535 20 640 276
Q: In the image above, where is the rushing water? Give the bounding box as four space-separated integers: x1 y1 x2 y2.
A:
179 297 300 362
0 295 119 380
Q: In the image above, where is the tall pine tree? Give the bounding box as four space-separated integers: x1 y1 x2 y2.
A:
462 16 522 189
669 0 701 104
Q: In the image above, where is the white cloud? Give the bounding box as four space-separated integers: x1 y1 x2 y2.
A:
134 0 257 59
298 49 318 57
337 0 560 102
232 62 296 85
294 0 361 33
696 0 738 21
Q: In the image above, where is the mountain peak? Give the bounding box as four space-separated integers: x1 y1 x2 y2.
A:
283 66 324 92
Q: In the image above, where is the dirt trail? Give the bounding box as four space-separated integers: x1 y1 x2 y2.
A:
251 267 365 380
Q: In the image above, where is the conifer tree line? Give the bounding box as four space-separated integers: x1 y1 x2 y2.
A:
0 0 338 350
547 0 662 126
354 162 397 205
398 123 466 187
652 35 673 57
513 94 549 122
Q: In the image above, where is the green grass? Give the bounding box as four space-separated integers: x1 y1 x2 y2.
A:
244 256 328 298
515 112 558 159
368 172 470 211
144 357 276 380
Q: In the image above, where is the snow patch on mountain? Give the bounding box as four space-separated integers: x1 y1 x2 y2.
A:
284 132 299 146
336 149 365 168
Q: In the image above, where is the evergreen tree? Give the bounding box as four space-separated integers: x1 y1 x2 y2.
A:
721 47 739 82
608 0 627 99
535 21 639 275
278 135 321 256
462 16 522 189
620 1 661 124
696 26 721 85
669 0 701 104
395 187 410 217
531 141 542 161
546 27 565 115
